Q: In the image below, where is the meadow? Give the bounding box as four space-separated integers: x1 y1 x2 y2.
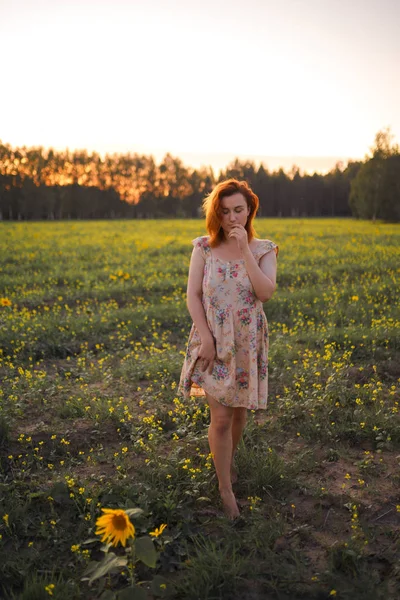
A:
0 217 399 600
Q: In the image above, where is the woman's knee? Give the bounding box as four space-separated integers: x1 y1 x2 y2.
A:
232 407 247 425
211 414 232 435
206 393 233 434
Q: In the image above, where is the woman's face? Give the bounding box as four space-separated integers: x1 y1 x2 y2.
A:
219 192 250 238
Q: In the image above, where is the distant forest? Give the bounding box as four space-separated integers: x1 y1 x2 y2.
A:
1 129 399 221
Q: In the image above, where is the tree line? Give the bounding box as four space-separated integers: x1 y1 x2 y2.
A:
0 129 398 221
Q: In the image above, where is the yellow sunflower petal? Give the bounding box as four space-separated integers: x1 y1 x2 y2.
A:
94 508 135 547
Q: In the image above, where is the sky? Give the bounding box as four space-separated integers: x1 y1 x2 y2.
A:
1 0 399 174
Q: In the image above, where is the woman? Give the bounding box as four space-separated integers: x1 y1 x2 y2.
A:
178 178 279 519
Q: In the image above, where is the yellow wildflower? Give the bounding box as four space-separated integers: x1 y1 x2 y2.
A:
45 584 55 596
149 523 167 537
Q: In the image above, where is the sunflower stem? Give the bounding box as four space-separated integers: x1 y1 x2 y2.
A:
128 538 136 586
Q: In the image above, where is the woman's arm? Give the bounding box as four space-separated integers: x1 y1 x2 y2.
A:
186 246 213 341
242 247 277 303
228 225 278 302
186 246 215 373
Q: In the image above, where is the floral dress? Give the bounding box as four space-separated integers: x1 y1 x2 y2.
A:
178 235 279 409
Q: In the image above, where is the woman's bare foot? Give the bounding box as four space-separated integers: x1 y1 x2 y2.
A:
219 488 240 519
230 464 238 484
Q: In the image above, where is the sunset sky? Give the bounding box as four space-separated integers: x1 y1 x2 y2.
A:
1 0 399 174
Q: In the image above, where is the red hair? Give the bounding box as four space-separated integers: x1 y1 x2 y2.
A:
202 179 259 247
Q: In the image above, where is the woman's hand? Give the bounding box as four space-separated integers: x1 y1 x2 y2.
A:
198 335 216 375
228 224 249 254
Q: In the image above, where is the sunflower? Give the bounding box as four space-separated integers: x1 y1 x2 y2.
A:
95 508 135 547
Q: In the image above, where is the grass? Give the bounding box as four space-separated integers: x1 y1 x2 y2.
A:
0 217 399 599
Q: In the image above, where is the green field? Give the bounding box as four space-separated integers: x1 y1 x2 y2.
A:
0 218 399 600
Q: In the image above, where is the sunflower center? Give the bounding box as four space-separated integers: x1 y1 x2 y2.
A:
112 514 128 531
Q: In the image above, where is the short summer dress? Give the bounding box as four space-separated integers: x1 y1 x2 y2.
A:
178 235 279 410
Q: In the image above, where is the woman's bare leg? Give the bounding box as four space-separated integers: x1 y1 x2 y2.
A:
206 393 240 519
230 407 247 483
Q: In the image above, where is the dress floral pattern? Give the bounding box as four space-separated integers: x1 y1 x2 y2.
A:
178 235 279 409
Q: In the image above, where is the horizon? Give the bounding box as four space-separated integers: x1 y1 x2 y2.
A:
1 136 364 176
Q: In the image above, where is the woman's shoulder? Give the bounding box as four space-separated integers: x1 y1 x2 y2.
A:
191 235 211 250
253 238 279 259
191 235 211 258
254 237 276 246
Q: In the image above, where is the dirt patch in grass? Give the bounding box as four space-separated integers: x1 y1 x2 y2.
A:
71 458 118 482
366 501 400 527
287 438 400 504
